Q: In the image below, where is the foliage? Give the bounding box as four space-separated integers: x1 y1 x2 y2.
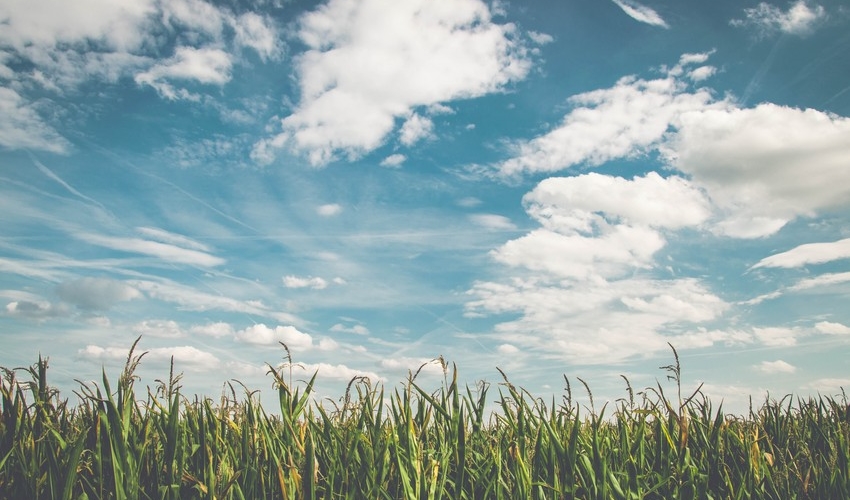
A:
1 341 848 499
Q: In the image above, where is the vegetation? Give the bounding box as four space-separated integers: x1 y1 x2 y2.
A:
1 339 848 499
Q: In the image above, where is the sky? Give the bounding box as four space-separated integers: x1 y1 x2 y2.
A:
2 0 850 414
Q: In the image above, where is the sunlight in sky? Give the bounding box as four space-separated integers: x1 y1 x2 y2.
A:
1 0 849 413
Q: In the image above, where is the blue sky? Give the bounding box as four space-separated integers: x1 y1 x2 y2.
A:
2 0 850 413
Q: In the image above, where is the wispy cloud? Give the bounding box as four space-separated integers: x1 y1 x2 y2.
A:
0 88 71 153
611 0 669 28
731 1 826 37
752 238 850 269
77 233 224 267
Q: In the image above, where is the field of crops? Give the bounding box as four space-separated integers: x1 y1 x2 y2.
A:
1 340 848 499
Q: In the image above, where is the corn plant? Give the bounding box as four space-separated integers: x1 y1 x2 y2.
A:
1 340 848 499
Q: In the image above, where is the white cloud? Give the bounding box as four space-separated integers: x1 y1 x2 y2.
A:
465 166 730 363
380 153 407 168
233 12 281 61
0 87 71 153
316 204 343 217
789 272 850 292
283 275 329 290
467 277 727 363
380 357 446 377
77 233 225 267
136 227 211 252
753 326 803 347
814 321 850 335
132 319 184 338
527 31 554 45
495 53 850 239
317 338 339 351
0 0 156 52
399 113 435 146
161 0 226 37
496 65 719 177
752 238 850 269
79 343 220 370
300 362 384 382
731 1 826 37
129 279 301 324
469 214 517 231
525 172 711 232
665 104 850 238
330 323 370 335
56 277 141 310
235 323 313 350
755 360 797 374
135 47 232 100
687 66 716 82
496 343 519 355
254 0 532 165
611 0 669 28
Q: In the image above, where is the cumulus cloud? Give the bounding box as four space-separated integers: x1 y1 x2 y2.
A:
524 172 711 232
235 323 313 350
752 238 850 269
380 153 407 168
399 113 435 146
814 321 850 335
253 0 532 165
611 0 669 28
465 166 729 362
730 1 826 37
56 277 141 310
135 47 233 100
495 56 721 177
494 52 850 239
665 104 850 238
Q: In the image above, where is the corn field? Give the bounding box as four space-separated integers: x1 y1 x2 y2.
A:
1 340 849 499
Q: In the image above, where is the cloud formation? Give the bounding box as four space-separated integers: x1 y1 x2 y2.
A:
731 1 826 37
253 0 532 165
611 0 669 28
752 238 850 269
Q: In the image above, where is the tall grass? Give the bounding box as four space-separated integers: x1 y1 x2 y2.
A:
1 341 848 499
